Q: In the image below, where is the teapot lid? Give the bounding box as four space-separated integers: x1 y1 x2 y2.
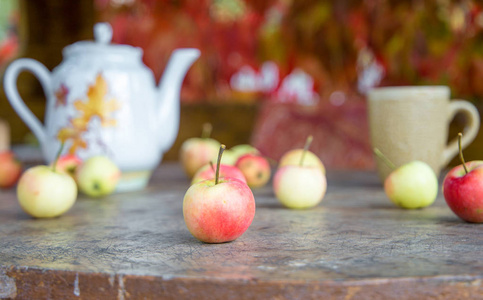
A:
62 23 142 59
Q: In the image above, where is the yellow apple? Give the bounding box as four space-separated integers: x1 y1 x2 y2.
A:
279 149 325 174
17 166 77 218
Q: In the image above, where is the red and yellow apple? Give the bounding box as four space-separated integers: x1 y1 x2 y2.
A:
17 165 77 218
183 145 256 243
235 154 271 188
0 151 22 188
50 154 82 179
179 123 220 178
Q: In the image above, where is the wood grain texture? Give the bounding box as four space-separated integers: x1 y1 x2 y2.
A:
0 163 482 299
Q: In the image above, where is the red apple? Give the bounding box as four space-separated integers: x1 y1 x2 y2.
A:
183 145 256 243
443 160 483 223
0 151 22 188
50 154 82 178
235 154 271 188
191 163 246 185
443 133 483 223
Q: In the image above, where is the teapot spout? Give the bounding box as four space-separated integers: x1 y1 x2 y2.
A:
157 48 200 153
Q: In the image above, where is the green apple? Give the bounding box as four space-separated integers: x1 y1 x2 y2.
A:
384 161 438 209
76 156 121 197
220 149 238 165
374 148 438 209
221 145 259 166
17 166 77 218
231 144 260 158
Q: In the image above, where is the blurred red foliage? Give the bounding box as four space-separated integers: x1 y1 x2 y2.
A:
93 0 483 169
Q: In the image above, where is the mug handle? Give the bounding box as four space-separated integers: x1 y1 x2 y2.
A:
3 58 51 149
442 100 480 167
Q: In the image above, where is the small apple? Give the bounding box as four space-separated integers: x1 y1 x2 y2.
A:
76 155 121 197
220 149 238 165
191 163 247 185
17 145 77 218
443 133 483 223
273 136 327 209
49 154 82 178
231 144 260 159
374 148 438 209
0 151 22 188
183 144 256 243
278 136 325 173
180 123 221 178
235 154 271 188
274 166 326 209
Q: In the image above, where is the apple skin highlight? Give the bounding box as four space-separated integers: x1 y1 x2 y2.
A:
443 161 483 223
183 178 255 243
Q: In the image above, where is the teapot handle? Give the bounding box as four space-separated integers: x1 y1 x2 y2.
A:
3 58 50 149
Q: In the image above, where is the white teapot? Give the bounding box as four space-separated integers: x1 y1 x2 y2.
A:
4 23 200 191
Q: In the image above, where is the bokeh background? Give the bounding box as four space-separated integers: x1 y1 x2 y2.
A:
1 0 483 170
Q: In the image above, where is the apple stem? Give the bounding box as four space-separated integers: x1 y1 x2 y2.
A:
209 161 215 173
458 132 468 174
201 123 213 139
215 144 226 185
299 135 313 166
373 148 396 170
52 142 65 172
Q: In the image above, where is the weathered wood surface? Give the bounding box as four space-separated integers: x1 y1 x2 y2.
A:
0 163 482 299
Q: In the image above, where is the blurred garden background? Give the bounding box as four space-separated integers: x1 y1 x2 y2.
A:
1 0 483 169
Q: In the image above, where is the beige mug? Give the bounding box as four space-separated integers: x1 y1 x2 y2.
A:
368 86 480 181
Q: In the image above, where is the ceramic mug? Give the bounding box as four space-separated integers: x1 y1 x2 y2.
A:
368 86 480 180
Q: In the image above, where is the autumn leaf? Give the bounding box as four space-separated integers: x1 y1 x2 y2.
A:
70 115 90 131
55 84 69 107
56 73 120 155
73 74 121 127
57 127 88 154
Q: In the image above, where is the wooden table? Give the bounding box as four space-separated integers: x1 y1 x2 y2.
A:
0 163 482 299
